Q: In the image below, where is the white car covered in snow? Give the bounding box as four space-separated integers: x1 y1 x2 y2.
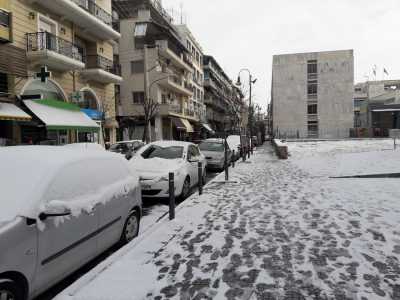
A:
0 147 141 300
130 141 206 199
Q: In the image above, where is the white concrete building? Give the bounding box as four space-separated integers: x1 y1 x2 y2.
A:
271 50 354 139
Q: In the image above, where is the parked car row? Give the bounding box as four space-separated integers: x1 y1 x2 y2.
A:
0 136 252 300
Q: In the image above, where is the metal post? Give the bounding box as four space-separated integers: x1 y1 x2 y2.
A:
224 136 229 181
394 137 397 150
168 172 175 220
242 146 246 162
247 141 250 159
198 162 203 195
232 150 235 168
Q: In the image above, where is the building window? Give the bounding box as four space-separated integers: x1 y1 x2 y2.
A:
307 83 318 95
0 73 8 95
134 23 147 37
162 94 168 104
307 104 317 114
132 92 144 104
307 121 318 136
307 60 317 74
131 60 144 74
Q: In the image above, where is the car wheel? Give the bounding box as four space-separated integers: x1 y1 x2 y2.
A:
120 211 140 244
181 177 190 200
0 279 23 300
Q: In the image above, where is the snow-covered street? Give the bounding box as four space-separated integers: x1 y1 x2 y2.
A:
55 141 400 300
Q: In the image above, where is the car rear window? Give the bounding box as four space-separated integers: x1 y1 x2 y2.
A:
199 142 224 152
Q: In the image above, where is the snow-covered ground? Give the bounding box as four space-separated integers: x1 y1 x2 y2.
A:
56 141 400 300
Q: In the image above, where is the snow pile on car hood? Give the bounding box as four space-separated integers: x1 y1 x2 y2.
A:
130 157 183 175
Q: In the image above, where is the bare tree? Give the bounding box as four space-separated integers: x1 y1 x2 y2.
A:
141 95 159 143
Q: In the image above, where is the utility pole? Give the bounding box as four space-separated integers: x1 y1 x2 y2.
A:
144 45 150 143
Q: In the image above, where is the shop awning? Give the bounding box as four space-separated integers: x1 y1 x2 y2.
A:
172 118 187 131
24 99 100 132
202 123 215 133
181 118 194 133
0 102 32 121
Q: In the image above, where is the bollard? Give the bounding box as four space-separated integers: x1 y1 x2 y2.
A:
251 145 254 155
198 162 203 195
231 150 235 168
242 147 246 162
247 145 250 159
168 172 175 220
224 152 229 182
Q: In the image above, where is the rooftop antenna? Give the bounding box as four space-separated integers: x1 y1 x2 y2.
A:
180 2 183 25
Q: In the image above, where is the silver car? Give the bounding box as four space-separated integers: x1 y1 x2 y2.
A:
0 146 142 300
199 138 232 171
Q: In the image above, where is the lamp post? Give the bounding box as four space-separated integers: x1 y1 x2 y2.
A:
236 69 257 148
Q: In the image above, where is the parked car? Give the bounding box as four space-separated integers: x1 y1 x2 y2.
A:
199 138 232 171
0 146 142 300
130 141 206 199
226 135 242 161
109 140 145 160
251 136 259 147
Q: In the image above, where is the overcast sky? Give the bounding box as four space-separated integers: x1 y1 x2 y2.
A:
163 0 400 110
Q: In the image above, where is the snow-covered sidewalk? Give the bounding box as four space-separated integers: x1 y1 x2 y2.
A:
57 143 400 300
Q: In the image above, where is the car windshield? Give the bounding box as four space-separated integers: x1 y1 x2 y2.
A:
199 142 224 152
141 145 184 159
110 143 128 151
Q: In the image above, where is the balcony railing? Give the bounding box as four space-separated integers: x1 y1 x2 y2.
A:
26 32 84 62
185 109 195 117
85 55 121 75
72 0 112 26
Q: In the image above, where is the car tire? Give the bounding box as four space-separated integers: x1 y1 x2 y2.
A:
180 177 190 200
120 210 140 244
0 279 23 300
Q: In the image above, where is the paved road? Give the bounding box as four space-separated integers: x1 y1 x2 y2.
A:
35 170 220 300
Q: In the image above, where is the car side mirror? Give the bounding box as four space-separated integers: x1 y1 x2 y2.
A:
39 203 72 221
188 157 199 163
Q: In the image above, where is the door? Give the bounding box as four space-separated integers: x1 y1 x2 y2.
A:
97 159 133 250
32 162 100 295
38 17 56 51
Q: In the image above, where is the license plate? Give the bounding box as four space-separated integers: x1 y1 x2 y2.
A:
141 184 151 190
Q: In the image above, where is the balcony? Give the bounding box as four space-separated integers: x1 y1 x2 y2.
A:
155 40 192 73
28 0 120 40
158 75 193 97
26 32 85 71
81 55 122 84
0 9 11 43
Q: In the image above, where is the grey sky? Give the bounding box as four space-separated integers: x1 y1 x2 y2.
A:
163 0 400 110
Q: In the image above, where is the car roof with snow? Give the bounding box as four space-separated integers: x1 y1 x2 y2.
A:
114 140 143 144
203 138 225 143
148 140 194 147
0 146 132 224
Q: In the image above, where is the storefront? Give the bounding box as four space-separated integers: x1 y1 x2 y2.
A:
23 99 100 144
20 79 99 144
0 102 32 145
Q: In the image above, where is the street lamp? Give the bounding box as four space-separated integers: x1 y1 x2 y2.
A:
236 69 257 147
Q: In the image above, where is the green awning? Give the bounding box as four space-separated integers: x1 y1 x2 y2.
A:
24 99 100 132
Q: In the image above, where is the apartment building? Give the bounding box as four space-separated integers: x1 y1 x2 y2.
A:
203 55 235 133
271 50 354 139
0 0 121 145
176 24 211 138
114 0 201 141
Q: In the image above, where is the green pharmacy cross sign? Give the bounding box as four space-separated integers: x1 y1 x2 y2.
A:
36 66 52 83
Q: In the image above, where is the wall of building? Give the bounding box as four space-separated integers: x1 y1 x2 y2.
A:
272 50 354 139
4 0 118 143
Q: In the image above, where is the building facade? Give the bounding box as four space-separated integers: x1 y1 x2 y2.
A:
0 0 121 146
203 55 235 134
271 50 354 139
114 0 202 142
353 80 400 136
176 24 209 139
